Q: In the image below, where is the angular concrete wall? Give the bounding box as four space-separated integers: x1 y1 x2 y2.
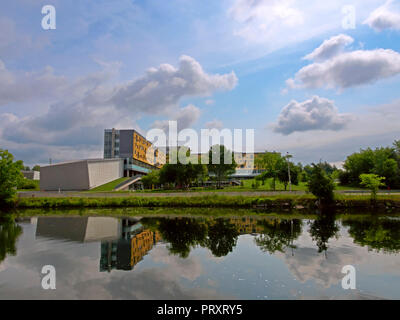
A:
40 159 123 191
87 159 124 189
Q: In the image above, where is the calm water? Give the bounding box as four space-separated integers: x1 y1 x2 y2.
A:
1 210 400 300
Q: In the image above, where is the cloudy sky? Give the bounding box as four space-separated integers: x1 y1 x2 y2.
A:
1 0 400 166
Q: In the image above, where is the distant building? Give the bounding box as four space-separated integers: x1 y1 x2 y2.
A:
40 158 124 191
104 128 166 176
21 170 40 180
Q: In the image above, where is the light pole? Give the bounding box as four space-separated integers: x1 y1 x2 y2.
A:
286 152 292 192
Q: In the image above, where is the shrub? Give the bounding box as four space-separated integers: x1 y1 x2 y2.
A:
307 164 335 204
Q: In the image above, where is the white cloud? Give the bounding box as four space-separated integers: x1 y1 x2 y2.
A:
287 49 400 90
229 0 304 44
111 55 237 114
0 55 233 164
303 34 354 61
205 119 224 130
274 96 351 135
205 99 215 105
258 99 400 164
364 0 400 31
152 104 201 133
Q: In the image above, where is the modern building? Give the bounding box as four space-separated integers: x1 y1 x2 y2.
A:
40 158 124 191
104 128 166 176
21 170 40 180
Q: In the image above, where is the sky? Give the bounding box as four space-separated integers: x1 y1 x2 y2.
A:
1 0 400 166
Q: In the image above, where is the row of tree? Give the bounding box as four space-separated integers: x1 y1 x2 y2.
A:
141 145 237 189
338 140 400 188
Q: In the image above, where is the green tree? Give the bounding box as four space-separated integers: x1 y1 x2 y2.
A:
343 217 400 254
205 219 239 257
32 165 40 172
277 160 299 191
156 218 207 258
0 216 23 264
359 173 385 201
207 145 236 188
255 152 282 190
307 164 335 204
141 170 160 189
255 219 302 254
309 213 339 254
0 149 24 206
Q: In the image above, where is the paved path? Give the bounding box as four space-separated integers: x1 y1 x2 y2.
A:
17 190 400 198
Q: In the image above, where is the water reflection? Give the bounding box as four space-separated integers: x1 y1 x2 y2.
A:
343 217 400 254
1 212 400 299
0 216 23 264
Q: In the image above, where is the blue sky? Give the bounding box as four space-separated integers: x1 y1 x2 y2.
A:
1 0 400 166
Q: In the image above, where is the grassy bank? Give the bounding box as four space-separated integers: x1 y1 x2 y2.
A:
12 194 400 211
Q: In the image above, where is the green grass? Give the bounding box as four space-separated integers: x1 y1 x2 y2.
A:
13 193 400 211
89 177 131 192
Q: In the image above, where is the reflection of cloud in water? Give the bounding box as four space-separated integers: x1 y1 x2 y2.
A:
148 244 204 281
276 228 365 288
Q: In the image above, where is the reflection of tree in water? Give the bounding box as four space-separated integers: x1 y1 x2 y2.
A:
142 217 240 258
255 219 302 254
157 218 207 258
205 218 239 257
309 213 339 254
0 216 23 264
343 217 400 254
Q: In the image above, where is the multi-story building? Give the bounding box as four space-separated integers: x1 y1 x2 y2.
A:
104 128 166 176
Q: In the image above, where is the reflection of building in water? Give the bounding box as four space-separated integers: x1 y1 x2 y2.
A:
100 219 161 272
229 217 264 235
36 217 122 242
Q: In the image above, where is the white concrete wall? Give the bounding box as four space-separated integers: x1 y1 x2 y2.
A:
87 159 124 189
21 171 40 180
40 161 90 191
40 159 124 191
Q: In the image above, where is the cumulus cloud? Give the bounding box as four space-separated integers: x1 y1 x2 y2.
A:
205 119 224 130
287 49 400 90
0 56 234 164
111 55 237 114
364 0 400 31
303 34 354 61
152 104 201 133
274 96 351 135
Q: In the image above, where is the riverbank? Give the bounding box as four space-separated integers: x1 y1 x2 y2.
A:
10 193 400 212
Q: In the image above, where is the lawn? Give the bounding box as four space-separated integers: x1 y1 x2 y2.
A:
89 177 131 192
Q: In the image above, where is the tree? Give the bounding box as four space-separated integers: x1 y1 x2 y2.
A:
205 219 239 257
141 170 160 189
32 165 40 172
307 164 335 204
341 144 400 188
207 145 236 188
277 160 299 191
309 213 339 254
359 174 385 202
0 216 23 264
255 152 282 190
255 219 302 254
0 149 24 206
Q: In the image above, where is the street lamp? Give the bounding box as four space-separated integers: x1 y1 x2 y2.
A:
286 152 292 192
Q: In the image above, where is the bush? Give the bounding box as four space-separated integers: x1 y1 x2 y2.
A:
307 164 335 204
17 179 38 190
